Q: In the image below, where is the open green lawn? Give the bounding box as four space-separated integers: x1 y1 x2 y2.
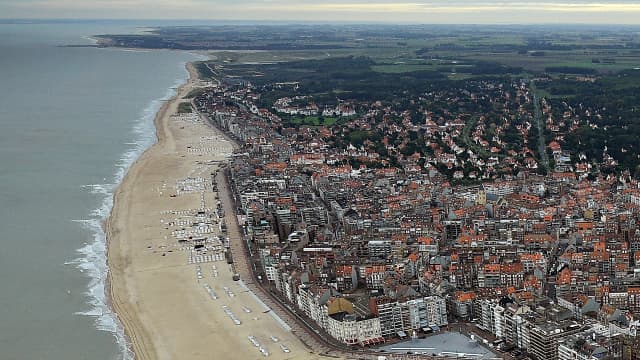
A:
371 64 438 73
288 116 339 126
600 69 640 89
545 60 640 73
207 38 640 77
447 73 474 80
456 50 640 74
371 61 473 74
177 102 193 114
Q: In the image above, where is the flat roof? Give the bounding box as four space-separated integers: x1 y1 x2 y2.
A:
379 332 499 359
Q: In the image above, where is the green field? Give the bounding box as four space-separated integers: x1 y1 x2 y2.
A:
462 51 640 74
177 102 193 114
196 27 640 78
183 87 208 99
288 116 339 126
371 64 438 73
447 73 474 80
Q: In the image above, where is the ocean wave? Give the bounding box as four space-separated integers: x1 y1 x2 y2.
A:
71 65 191 360
81 184 110 196
69 218 134 359
82 36 98 45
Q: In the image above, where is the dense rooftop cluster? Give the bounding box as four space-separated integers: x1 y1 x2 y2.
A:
194 74 640 359
260 76 545 182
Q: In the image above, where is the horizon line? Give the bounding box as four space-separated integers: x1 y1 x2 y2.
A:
2 18 640 27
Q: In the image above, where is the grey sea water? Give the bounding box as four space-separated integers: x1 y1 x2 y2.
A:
0 22 199 360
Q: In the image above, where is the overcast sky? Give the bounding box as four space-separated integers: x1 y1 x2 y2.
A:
2 0 640 24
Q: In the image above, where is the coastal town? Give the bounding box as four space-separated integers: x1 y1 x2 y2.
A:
92 24 640 360
183 69 640 360
7 6 640 360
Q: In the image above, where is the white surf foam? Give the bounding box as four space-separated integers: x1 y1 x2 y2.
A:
71 63 191 360
72 218 134 359
82 36 98 45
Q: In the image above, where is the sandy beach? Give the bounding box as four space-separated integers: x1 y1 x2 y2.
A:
105 63 321 360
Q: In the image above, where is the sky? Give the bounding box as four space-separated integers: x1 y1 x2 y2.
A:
2 0 640 24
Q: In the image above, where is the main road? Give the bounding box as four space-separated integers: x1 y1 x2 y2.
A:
530 81 550 172
200 99 457 360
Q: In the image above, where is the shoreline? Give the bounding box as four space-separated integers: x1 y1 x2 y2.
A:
104 63 196 360
104 62 317 360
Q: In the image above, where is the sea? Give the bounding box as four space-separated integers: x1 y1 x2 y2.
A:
0 21 201 360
